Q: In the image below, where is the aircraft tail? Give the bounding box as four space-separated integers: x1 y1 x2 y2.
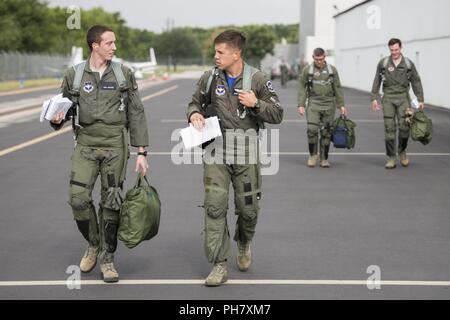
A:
68 46 83 67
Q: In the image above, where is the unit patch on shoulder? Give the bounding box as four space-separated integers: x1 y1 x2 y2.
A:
266 81 275 93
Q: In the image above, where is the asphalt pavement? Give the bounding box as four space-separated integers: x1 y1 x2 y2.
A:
0 73 449 300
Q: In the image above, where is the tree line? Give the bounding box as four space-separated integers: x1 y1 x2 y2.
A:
0 0 299 63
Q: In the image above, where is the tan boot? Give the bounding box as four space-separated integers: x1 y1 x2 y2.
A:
100 253 119 283
385 157 397 169
307 155 318 168
399 152 410 167
79 245 99 273
205 262 228 287
237 241 252 272
320 159 331 168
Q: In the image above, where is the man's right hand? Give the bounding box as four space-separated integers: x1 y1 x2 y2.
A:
190 113 205 130
50 111 65 124
298 106 305 117
372 100 381 111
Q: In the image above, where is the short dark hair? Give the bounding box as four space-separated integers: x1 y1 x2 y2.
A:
214 30 246 55
87 25 114 52
388 38 402 48
313 48 325 57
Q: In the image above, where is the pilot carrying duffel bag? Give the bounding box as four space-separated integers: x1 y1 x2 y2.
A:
332 115 356 149
118 173 161 249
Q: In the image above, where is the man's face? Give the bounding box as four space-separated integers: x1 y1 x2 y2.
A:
93 31 117 61
313 55 326 69
389 43 402 60
214 43 240 71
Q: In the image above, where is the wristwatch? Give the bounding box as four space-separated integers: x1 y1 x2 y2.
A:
137 151 148 157
253 99 260 109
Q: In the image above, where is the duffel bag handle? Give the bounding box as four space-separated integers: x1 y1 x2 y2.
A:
135 173 151 188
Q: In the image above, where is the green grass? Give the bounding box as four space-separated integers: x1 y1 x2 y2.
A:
0 78 61 92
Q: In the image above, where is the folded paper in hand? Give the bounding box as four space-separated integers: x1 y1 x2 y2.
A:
180 116 222 149
40 93 73 122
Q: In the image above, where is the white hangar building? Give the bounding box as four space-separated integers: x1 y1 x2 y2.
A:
334 0 450 108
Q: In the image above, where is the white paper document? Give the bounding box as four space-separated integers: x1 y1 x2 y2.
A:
180 116 222 149
40 93 73 122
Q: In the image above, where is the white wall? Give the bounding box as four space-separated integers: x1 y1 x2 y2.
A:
315 0 362 37
299 0 363 62
335 0 450 108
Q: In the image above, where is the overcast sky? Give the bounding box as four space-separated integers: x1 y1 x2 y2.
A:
47 0 300 33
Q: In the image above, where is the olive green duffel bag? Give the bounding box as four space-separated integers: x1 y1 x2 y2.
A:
118 173 161 249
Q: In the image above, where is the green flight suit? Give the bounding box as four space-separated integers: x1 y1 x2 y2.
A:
187 63 283 263
280 63 289 88
371 56 424 156
298 63 345 159
52 58 149 258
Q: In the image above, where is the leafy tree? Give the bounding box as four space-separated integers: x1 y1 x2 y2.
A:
0 0 299 69
272 24 299 43
153 28 201 70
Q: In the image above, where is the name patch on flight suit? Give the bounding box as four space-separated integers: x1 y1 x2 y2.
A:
100 82 117 90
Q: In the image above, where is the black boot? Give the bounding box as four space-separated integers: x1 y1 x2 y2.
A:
399 138 409 154
385 140 396 157
308 143 317 156
323 144 330 160
104 221 119 254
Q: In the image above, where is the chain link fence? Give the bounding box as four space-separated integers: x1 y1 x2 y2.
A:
0 51 70 81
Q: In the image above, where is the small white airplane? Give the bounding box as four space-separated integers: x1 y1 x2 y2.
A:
68 46 84 67
112 48 158 79
67 46 158 79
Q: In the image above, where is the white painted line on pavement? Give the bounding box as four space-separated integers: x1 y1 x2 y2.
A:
160 119 385 123
142 85 178 102
0 127 72 157
282 119 384 123
271 152 450 156
0 84 59 97
161 119 187 123
0 279 450 287
144 152 450 156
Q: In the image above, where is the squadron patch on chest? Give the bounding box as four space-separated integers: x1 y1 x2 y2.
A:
83 81 94 93
388 66 395 72
215 85 226 96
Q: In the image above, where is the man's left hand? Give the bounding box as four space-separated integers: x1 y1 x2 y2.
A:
135 155 149 176
238 90 258 108
419 102 425 110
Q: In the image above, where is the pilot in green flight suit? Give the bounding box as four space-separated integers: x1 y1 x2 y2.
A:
50 25 149 283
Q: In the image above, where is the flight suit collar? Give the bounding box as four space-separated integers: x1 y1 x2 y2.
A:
389 55 405 68
217 61 247 83
84 57 114 77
